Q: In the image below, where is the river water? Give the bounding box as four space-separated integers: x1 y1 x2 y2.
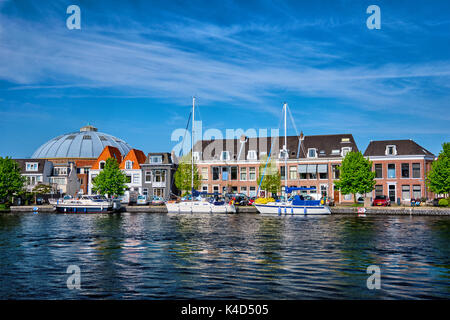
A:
0 212 449 299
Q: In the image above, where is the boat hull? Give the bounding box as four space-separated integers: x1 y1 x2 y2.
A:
55 205 113 214
166 201 236 214
254 203 331 215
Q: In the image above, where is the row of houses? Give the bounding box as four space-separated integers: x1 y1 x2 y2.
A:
15 125 436 204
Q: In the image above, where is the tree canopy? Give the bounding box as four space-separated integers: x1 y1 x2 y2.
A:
92 157 127 197
426 142 450 196
0 157 25 202
334 151 376 202
257 155 281 196
174 154 200 194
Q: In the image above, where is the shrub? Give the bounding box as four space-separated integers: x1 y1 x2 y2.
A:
438 199 449 207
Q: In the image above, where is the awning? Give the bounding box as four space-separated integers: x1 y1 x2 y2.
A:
307 164 317 173
317 164 328 173
298 164 307 173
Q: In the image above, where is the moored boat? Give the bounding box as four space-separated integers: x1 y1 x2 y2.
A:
55 195 121 213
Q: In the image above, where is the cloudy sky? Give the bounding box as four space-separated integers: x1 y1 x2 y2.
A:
0 0 449 157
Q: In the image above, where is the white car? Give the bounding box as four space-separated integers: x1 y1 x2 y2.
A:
136 195 149 205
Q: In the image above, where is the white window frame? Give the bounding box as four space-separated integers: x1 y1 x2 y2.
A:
385 145 397 156
341 147 351 157
125 160 133 170
26 162 38 172
307 148 317 158
247 150 257 160
192 152 200 161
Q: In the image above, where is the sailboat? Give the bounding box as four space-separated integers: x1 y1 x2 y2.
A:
165 97 236 214
253 103 331 216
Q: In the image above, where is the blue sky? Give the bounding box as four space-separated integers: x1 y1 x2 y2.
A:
0 0 449 157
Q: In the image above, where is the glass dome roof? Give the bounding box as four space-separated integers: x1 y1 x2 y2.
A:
31 125 132 159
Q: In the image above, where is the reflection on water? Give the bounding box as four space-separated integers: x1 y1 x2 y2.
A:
0 212 449 299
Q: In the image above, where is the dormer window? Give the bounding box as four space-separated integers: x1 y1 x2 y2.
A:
125 160 133 170
341 147 351 157
220 151 230 161
151 155 163 163
319 150 326 156
192 152 200 161
279 150 288 159
331 149 340 155
386 145 397 156
307 148 317 158
26 162 38 171
341 138 350 143
247 150 257 160
99 161 106 170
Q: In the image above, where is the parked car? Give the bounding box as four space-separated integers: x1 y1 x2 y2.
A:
136 195 149 205
372 195 390 206
151 196 165 205
248 197 256 205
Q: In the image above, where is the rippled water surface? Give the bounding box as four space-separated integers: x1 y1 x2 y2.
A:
0 212 449 299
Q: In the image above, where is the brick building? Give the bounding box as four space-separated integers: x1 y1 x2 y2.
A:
363 140 435 203
193 133 359 203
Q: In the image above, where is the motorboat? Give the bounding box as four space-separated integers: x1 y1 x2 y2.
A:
55 195 121 213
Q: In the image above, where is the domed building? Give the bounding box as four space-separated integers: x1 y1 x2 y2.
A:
31 125 132 195
32 125 132 160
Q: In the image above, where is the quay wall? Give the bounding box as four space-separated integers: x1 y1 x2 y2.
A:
5 205 450 215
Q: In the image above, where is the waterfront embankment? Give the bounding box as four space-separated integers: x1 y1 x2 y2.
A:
5 204 450 215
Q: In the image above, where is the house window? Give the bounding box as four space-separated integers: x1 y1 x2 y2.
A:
247 150 257 160
388 164 396 178
99 161 106 169
375 185 383 197
240 186 247 195
220 151 230 161
412 163 421 178
249 186 256 197
231 166 238 180
213 185 219 193
331 149 340 155
289 166 297 180
192 152 200 161
151 156 163 163
279 150 288 159
413 185 421 199
202 185 208 192
132 174 140 184
375 164 382 178
332 165 340 179
308 148 317 158
280 166 286 180
212 167 220 180
386 145 397 155
249 167 256 181
240 167 247 181
402 185 410 200
153 170 166 182
201 167 208 180
401 163 410 178
26 163 38 171
222 167 229 181
299 172 307 179
126 175 132 183
319 172 328 180
320 185 328 197
143 188 148 196
145 171 152 182
125 161 133 170
308 172 317 180
341 147 351 157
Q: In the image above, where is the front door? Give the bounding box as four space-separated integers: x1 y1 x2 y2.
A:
388 185 396 202
334 189 340 203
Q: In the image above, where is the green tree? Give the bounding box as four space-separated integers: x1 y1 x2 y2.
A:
0 157 25 204
257 155 281 197
426 142 450 196
174 154 200 195
92 158 127 197
334 151 376 203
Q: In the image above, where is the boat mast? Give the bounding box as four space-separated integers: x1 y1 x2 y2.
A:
191 97 195 195
284 102 287 200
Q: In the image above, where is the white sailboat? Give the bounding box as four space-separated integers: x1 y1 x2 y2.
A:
254 103 331 216
165 97 236 214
